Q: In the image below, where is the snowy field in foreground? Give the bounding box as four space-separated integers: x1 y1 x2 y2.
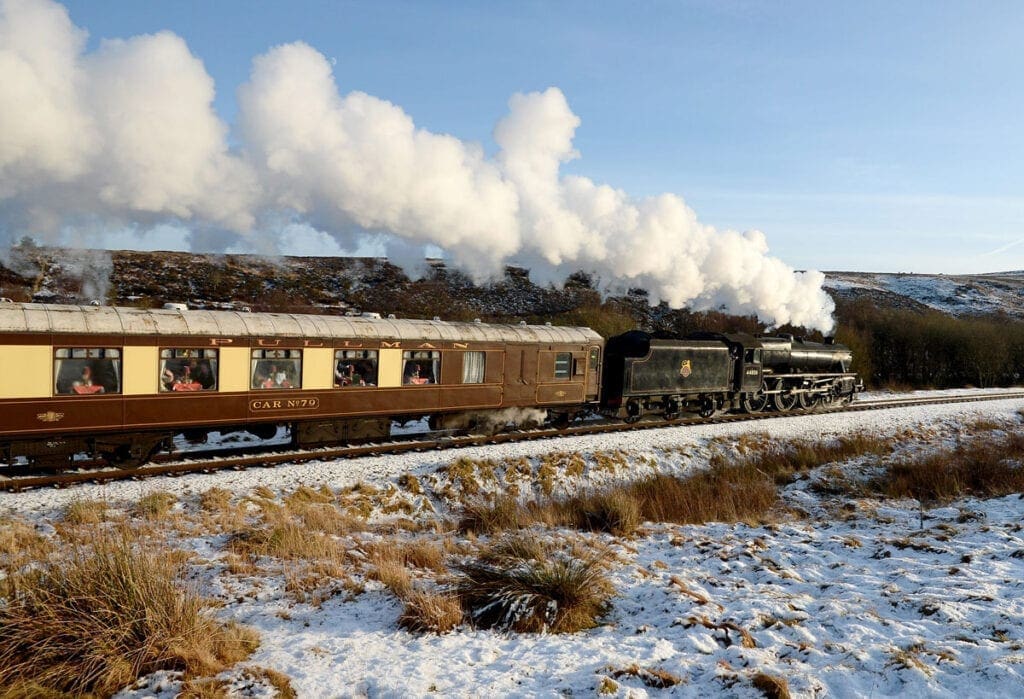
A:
3 388 1024 697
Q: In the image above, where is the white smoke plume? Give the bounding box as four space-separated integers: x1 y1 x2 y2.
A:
0 0 835 332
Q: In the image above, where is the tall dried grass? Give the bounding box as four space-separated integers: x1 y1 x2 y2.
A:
397 589 464 634
729 433 892 484
455 535 614 633
460 434 896 535
874 434 1024 503
0 528 258 696
461 467 778 536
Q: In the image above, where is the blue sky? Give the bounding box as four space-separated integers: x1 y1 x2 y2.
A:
58 1 1024 273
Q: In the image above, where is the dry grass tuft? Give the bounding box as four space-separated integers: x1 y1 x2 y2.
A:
285 485 334 506
398 589 464 634
608 663 684 688
200 487 233 513
0 528 258 696
62 498 110 526
572 488 641 536
456 534 614 633
0 517 53 572
368 552 414 598
179 676 230 698
752 672 791 699
459 494 523 533
198 487 248 532
227 519 346 563
291 502 360 536
133 490 178 520
241 665 297 698
683 615 757 648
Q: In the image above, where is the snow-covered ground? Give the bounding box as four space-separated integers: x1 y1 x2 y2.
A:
4 389 1024 697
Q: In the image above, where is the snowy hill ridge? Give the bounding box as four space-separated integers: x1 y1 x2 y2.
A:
824 271 1024 318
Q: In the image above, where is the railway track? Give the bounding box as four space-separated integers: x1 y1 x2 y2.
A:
2 391 1023 492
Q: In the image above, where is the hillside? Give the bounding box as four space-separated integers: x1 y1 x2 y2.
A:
2 243 1023 326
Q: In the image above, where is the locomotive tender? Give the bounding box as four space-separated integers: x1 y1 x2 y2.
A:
0 303 860 469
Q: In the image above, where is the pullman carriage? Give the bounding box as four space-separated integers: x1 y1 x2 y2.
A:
0 304 603 467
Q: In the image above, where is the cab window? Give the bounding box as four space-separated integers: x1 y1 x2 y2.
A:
554 352 572 379
403 350 439 385
160 348 218 392
252 349 302 389
462 351 485 384
335 350 378 387
54 348 121 395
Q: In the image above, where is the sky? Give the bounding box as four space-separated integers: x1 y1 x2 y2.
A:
3 0 1024 287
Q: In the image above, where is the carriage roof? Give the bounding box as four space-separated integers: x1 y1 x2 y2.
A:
0 303 602 345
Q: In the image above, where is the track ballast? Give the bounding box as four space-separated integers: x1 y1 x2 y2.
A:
2 391 1022 492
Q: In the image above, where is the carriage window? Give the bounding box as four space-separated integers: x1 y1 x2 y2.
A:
554 352 572 379
251 349 302 389
54 348 121 395
335 349 378 387
403 350 440 385
462 351 485 384
589 347 600 371
160 348 218 392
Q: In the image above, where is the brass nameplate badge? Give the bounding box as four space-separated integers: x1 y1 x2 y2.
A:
37 411 65 422
250 397 321 412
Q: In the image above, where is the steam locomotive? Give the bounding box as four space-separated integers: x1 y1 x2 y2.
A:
0 303 860 468
600 330 858 421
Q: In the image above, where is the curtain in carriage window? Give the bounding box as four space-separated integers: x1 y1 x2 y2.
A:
462 351 485 384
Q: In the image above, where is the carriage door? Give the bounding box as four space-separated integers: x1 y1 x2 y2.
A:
503 345 526 404
586 346 601 400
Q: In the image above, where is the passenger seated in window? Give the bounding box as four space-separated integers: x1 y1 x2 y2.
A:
193 360 215 389
354 361 375 385
161 366 175 390
173 363 202 391
261 364 292 388
404 362 431 385
335 362 357 386
72 365 104 394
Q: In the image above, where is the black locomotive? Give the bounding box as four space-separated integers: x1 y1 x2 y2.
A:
601 331 860 421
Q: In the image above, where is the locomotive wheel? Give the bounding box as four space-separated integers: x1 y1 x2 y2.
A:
799 393 820 410
742 393 769 413
664 398 680 420
772 391 799 412
698 397 718 419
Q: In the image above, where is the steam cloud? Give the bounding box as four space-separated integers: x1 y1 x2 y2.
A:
0 0 835 331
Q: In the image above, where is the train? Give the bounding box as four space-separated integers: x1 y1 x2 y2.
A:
0 303 861 468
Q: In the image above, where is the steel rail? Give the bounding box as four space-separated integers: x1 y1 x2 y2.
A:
2 391 1023 492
